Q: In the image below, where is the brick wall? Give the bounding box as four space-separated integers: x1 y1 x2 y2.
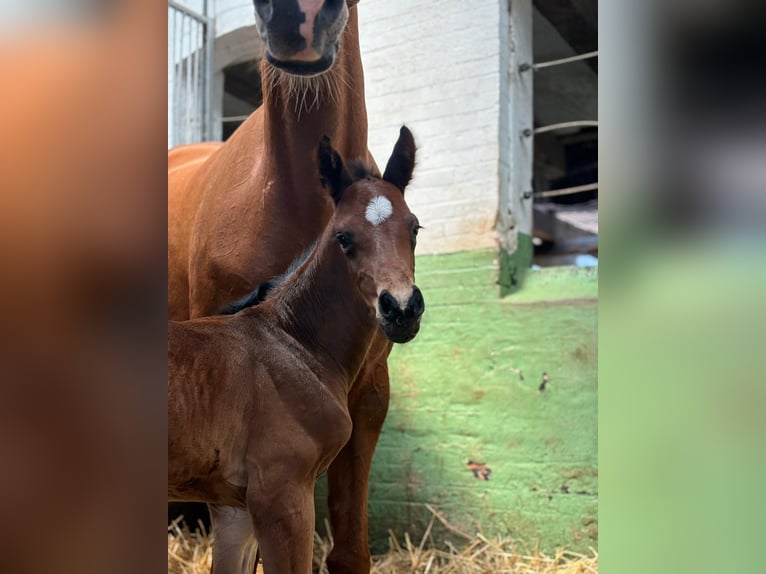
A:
359 0 504 254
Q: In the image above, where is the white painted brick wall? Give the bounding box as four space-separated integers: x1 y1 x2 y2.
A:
359 0 504 254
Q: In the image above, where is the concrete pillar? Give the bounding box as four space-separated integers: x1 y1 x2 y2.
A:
498 0 534 294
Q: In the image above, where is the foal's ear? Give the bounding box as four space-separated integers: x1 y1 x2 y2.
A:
382 125 417 193
317 135 353 204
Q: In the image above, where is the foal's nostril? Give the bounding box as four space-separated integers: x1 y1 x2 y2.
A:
406 287 425 319
378 290 397 319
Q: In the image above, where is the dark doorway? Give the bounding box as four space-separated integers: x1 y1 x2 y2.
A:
222 60 263 141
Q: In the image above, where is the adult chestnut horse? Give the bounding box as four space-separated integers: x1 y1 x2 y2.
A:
168 1 396 571
169 131 423 574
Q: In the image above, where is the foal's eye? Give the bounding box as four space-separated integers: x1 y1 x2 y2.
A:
336 232 353 252
412 224 422 237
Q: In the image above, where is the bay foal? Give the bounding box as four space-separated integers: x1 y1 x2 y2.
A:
168 128 424 574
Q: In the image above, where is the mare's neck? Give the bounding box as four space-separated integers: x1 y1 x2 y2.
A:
262 8 369 167
274 230 376 384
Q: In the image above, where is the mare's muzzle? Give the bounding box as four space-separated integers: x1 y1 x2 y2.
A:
378 287 425 344
254 0 348 76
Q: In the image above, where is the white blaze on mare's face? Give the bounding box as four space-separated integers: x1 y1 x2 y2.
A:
297 0 324 50
365 196 394 226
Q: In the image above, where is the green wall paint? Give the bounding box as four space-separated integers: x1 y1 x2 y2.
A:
499 233 534 296
317 250 598 554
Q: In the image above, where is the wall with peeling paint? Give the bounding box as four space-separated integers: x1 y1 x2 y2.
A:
316 250 598 553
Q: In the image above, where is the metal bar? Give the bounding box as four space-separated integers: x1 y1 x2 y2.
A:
202 21 207 140
195 19 201 139
173 10 183 145
168 0 207 22
534 183 598 199
204 11 215 140
169 7 176 147
181 14 191 143
168 1 214 144
200 21 206 140
189 25 195 142
221 115 252 123
177 11 184 144
533 50 598 71
534 121 598 135
187 22 199 140
188 17 195 141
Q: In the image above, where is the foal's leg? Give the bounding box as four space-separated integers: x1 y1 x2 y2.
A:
208 505 258 574
248 477 315 574
326 350 391 574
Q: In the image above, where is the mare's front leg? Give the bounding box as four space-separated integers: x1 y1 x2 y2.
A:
326 350 391 574
208 505 258 574
248 472 316 574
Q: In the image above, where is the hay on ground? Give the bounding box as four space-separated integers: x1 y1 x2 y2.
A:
168 512 598 574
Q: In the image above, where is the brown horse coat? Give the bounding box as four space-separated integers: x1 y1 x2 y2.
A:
168 3 405 571
168 4 369 320
169 130 423 574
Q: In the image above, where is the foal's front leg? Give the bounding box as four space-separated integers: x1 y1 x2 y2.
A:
326 352 391 574
248 475 315 574
208 505 258 574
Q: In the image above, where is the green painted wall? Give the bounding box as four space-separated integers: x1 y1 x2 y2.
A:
317 249 598 554
499 233 535 296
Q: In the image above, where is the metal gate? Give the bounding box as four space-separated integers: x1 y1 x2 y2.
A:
168 1 214 147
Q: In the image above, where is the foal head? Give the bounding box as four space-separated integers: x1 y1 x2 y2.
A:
253 0 358 77
318 126 424 343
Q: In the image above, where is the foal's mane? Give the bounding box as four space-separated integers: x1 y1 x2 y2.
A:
349 160 379 180
219 242 317 315
219 159 382 316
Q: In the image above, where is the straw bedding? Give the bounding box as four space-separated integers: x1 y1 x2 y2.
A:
168 510 598 574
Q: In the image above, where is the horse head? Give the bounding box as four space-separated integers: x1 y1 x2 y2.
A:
318 126 424 343
253 0 359 77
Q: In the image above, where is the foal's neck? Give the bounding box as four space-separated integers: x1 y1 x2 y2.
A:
274 231 376 385
262 8 369 167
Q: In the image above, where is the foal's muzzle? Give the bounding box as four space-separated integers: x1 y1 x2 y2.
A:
378 287 425 344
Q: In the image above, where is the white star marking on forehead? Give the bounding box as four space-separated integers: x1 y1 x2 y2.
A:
365 195 393 226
